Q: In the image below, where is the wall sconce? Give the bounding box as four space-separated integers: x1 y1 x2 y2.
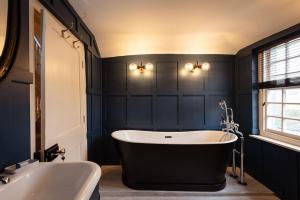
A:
184 61 210 73
129 62 153 73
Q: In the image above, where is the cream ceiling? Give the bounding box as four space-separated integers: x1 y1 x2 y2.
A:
0 0 8 55
69 0 300 58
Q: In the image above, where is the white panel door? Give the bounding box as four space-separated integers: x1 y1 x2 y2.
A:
42 10 87 161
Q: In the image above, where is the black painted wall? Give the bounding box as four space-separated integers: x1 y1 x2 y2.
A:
0 0 32 171
102 54 235 164
235 23 300 200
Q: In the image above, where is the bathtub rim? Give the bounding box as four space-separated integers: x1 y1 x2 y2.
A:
111 130 238 145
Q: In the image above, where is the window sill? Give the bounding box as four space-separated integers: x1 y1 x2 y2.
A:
250 135 300 153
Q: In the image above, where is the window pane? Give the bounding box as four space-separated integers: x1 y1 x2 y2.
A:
270 44 286 62
287 72 300 78
288 37 300 58
283 119 300 136
284 104 300 120
284 88 300 103
287 57 300 74
270 61 286 80
267 104 282 117
267 117 282 131
266 89 282 102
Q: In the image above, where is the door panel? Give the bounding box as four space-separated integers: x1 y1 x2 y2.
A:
42 10 87 161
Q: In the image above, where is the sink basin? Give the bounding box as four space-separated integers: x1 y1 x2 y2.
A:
0 161 101 200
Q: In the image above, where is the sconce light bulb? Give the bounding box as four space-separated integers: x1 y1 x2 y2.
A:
129 63 137 71
193 67 201 76
145 63 154 71
202 62 210 71
184 63 194 71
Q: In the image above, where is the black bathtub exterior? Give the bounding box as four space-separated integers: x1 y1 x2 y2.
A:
113 138 235 191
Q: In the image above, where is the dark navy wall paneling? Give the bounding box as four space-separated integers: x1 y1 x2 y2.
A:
0 0 31 171
128 95 153 129
235 23 300 200
155 96 178 129
182 95 205 129
156 62 177 92
86 49 102 164
262 143 298 200
102 54 235 164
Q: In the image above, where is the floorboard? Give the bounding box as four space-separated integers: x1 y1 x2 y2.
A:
99 166 278 200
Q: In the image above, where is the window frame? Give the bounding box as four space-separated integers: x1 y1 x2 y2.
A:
259 87 300 147
258 34 300 89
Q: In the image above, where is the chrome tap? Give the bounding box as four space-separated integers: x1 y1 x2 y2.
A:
51 148 66 161
219 100 247 185
0 176 10 184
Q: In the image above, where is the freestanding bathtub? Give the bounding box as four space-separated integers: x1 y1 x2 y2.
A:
112 130 238 191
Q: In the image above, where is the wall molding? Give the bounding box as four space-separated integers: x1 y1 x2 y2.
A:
101 54 235 163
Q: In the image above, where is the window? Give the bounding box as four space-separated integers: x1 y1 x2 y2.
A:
259 36 300 144
264 88 300 137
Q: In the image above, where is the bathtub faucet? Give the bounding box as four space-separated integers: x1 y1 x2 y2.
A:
219 100 247 185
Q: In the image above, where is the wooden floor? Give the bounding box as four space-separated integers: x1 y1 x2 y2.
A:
99 166 278 200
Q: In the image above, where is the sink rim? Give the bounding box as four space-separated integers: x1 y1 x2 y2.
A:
0 161 101 200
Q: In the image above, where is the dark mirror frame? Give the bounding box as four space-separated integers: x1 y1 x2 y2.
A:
0 0 20 82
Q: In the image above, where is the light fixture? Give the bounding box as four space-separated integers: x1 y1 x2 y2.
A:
184 61 210 73
129 62 153 73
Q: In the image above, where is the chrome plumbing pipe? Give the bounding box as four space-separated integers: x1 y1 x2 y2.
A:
235 129 246 185
219 100 247 185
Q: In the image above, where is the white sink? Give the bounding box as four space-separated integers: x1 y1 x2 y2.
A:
0 161 101 200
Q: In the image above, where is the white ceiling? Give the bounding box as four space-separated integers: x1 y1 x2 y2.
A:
69 0 300 58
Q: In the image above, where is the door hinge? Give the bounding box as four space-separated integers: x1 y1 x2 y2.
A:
83 115 86 123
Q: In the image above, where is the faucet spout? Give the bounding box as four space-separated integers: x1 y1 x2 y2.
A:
51 148 66 161
0 176 10 184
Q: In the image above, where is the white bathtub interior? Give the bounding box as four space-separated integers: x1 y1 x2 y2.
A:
112 130 238 144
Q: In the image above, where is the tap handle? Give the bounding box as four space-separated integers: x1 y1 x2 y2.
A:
58 148 66 155
0 176 10 184
219 100 227 110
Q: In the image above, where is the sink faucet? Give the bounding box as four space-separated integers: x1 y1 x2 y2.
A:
51 148 66 161
219 100 247 185
0 176 10 184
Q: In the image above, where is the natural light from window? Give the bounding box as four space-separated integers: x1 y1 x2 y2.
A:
265 88 300 137
259 35 300 141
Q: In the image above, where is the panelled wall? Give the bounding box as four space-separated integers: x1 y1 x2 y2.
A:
0 0 32 170
86 50 102 164
235 23 300 200
102 54 235 164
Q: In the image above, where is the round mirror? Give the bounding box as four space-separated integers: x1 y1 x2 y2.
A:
0 0 8 56
0 0 19 81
